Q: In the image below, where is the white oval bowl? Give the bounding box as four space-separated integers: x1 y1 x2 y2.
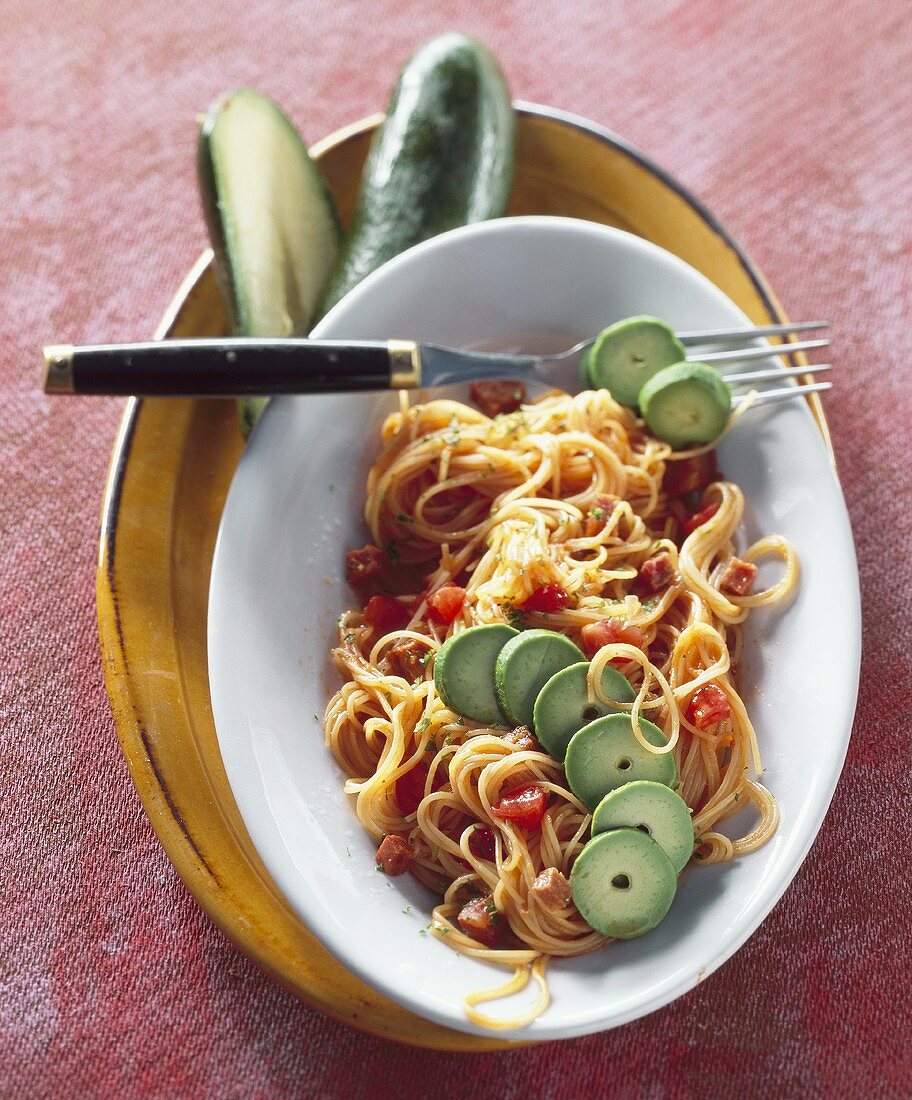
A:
208 216 859 1040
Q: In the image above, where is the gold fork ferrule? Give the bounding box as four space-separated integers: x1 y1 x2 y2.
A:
43 345 75 394
388 340 421 389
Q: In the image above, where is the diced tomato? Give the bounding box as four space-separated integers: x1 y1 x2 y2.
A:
491 784 548 830
531 867 573 911
426 584 467 624
364 595 411 632
457 895 501 947
719 556 758 596
663 452 719 496
394 759 446 816
682 501 721 537
580 619 645 660
468 824 497 861
520 584 570 614
583 494 621 536
638 552 675 594
686 684 731 730
395 761 428 816
345 544 385 586
387 639 427 681
375 834 412 876
469 379 526 417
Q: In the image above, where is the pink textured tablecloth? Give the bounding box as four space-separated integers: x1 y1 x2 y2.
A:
4 1 911 1095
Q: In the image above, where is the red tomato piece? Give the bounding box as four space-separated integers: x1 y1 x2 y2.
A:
364 594 411 632
457 895 501 947
395 761 428 816
682 501 721 537
686 684 731 730
583 494 621 536
375 834 412 876
580 619 645 660
387 639 427 681
491 785 548 830
469 379 527 417
394 758 446 816
467 824 497 861
520 584 570 614
663 452 720 496
638 552 675 594
719 556 758 596
531 867 573 911
345 544 385 586
426 584 467 624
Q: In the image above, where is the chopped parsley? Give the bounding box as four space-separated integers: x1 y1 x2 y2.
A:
506 607 525 630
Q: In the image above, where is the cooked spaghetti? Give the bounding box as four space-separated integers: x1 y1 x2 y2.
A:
323 387 797 1029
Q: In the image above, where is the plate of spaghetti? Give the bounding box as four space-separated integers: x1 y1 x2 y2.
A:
208 216 859 1039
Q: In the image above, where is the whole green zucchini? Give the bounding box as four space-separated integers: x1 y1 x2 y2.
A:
317 33 515 318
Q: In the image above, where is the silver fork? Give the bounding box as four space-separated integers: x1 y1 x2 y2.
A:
42 320 831 406
429 321 832 410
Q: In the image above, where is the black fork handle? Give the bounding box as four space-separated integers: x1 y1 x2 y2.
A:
42 338 422 396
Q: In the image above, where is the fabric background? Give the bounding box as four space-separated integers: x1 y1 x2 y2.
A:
3 0 910 1095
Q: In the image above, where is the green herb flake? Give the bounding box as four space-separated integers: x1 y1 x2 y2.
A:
385 541 400 564
507 607 525 630
415 715 431 734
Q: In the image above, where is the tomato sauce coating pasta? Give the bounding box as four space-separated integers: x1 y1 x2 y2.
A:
324 389 797 1029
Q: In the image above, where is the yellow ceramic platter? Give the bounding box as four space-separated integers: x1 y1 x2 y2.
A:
97 103 831 1051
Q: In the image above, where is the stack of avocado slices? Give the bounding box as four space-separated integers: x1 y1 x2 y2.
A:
582 316 732 448
434 623 694 939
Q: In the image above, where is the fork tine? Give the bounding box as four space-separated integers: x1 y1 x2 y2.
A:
692 338 829 365
734 380 832 409
722 363 833 386
677 321 828 346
